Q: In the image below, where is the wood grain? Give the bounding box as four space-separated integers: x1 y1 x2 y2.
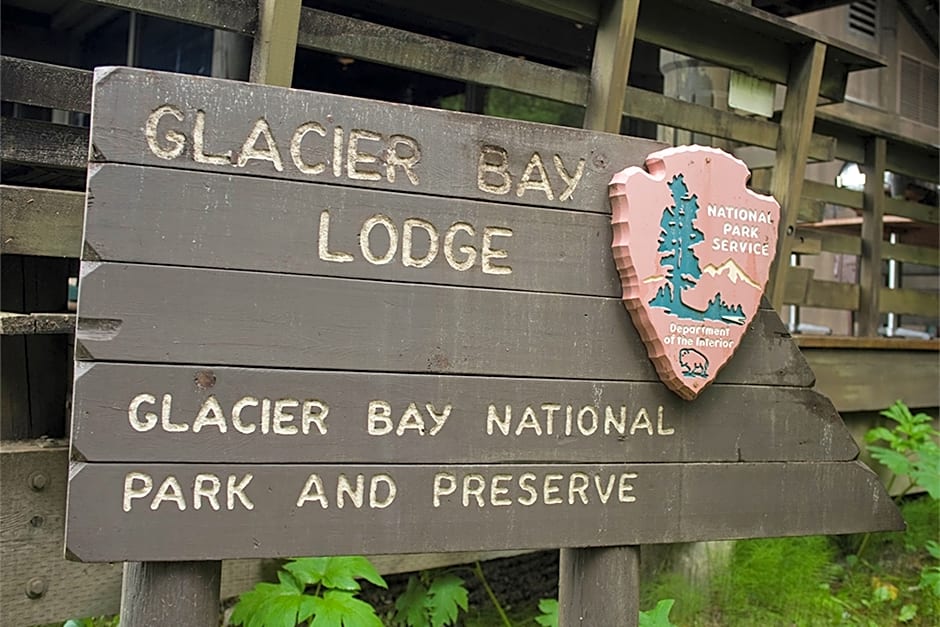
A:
0 313 76 336
1 185 85 258
0 117 88 170
0 56 93 113
801 348 940 412
858 137 887 336
879 288 939 318
70 363 856 464
74 262 814 387
120 561 221 627
767 41 826 312
89 67 660 212
65 460 903 562
559 546 638 626
84 164 622 297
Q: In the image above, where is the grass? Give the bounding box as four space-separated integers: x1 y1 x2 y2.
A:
641 495 939 626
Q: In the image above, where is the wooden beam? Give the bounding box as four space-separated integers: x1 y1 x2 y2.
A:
796 336 939 350
858 137 887 336
802 179 864 210
83 0 255 33
795 228 862 256
801 347 940 411
1 185 84 257
0 57 93 113
882 241 940 267
584 0 639 132
559 546 639 626
624 88 835 161
565 2 642 623
885 196 939 224
783 266 814 305
886 141 940 184
768 41 827 312
803 279 861 311
0 118 88 170
879 288 940 317
295 7 589 106
790 234 822 255
249 0 302 87
120 562 222 627
0 313 75 336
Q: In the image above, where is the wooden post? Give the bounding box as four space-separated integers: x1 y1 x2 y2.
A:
119 2 303 624
249 0 303 88
559 546 640 625
857 136 887 336
583 0 640 132
561 1 641 625
120 562 222 626
767 41 826 312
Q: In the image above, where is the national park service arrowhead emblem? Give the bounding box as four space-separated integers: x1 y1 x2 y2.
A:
610 146 781 400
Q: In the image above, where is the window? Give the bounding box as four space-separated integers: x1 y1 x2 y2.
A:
899 54 940 128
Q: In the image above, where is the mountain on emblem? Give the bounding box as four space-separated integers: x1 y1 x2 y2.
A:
610 146 780 400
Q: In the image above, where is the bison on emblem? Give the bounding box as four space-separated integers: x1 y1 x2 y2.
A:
678 348 709 378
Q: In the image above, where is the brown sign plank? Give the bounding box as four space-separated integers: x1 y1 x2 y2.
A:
75 262 813 387
71 363 856 464
90 67 660 212
65 461 902 562
84 164 621 297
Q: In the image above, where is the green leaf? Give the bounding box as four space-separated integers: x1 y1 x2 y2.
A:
310 590 384 627
898 604 918 622
920 567 940 597
426 574 468 627
910 465 940 500
868 445 913 477
393 577 431 627
285 556 387 592
639 599 676 627
231 574 311 627
865 427 898 445
880 400 913 426
535 599 559 627
925 540 940 559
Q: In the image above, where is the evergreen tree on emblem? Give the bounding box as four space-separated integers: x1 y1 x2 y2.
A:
649 174 704 316
649 174 746 324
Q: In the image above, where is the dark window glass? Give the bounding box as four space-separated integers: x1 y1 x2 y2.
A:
134 14 213 76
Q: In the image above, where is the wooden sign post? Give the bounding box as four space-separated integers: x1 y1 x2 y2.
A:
67 67 902 624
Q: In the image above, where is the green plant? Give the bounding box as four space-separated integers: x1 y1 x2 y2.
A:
639 599 677 627
920 540 940 597
63 618 119 627
231 556 387 627
531 598 676 627
831 402 940 625
534 598 557 626
392 571 469 627
859 402 939 571
720 535 838 625
866 400 940 500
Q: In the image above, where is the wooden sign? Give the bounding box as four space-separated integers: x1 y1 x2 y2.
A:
66 68 901 563
610 146 780 399
66 461 895 562
71 363 858 464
